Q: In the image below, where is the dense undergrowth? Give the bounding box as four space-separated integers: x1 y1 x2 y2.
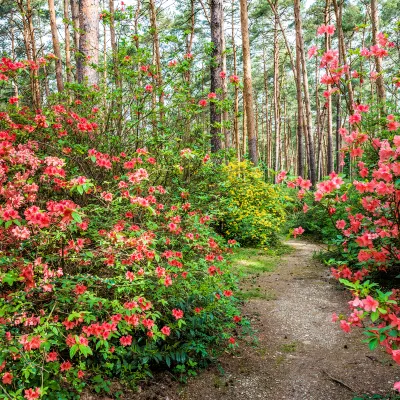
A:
285 26 400 395
0 55 287 398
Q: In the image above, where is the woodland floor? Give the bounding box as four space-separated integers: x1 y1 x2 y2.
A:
87 240 400 400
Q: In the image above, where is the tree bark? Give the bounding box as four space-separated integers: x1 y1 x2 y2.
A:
64 0 73 83
210 0 223 153
295 20 304 177
149 0 165 122
325 0 334 173
48 0 64 91
273 5 280 175
294 0 316 185
240 0 257 164
371 0 385 104
77 0 99 85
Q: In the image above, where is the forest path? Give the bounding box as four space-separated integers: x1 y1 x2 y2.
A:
176 240 400 400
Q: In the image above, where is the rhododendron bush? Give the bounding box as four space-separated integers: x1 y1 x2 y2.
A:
282 27 400 390
0 75 241 399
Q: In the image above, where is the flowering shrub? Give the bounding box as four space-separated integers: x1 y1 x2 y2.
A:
0 96 242 398
217 161 286 247
282 26 400 392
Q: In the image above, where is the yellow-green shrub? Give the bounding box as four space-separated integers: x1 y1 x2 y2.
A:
218 161 286 247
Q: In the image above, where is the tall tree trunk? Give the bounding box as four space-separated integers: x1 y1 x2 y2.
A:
17 0 41 107
64 0 73 83
232 0 240 160
149 0 164 122
221 11 230 149
239 0 258 164
295 0 316 185
70 0 80 75
371 0 385 104
77 0 99 85
48 0 64 91
109 0 121 89
295 12 304 177
332 0 354 113
325 0 334 173
210 0 223 153
273 6 280 175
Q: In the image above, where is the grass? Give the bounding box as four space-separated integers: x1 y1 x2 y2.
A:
231 243 292 276
238 288 276 301
280 342 298 353
231 242 293 300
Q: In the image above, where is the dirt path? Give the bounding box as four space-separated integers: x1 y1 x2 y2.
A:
172 240 400 400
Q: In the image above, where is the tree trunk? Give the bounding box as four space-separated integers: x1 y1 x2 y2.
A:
273 6 280 175
325 0 334 173
232 0 240 160
64 0 73 83
77 0 99 85
294 0 316 185
149 0 165 122
48 0 64 91
70 0 80 73
210 0 223 153
295 12 304 177
371 0 385 104
239 0 257 165
109 0 121 89
332 0 354 113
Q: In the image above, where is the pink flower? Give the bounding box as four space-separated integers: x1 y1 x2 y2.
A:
101 192 113 202
24 388 41 400
394 382 400 391
307 45 318 59
336 220 346 229
293 226 305 238
349 113 362 124
120 335 132 346
126 271 135 281
74 284 87 295
277 170 287 183
207 92 217 99
60 361 72 371
198 99 207 107
161 326 171 336
362 295 379 312
331 313 339 322
2 372 12 385
145 84 153 92
219 71 226 79
172 308 184 320
340 320 351 333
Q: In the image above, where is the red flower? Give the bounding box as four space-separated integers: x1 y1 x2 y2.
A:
198 99 207 107
60 361 72 371
172 308 184 320
161 326 171 336
120 335 132 346
2 372 12 385
229 337 235 344
24 388 40 400
74 284 87 295
9 97 19 104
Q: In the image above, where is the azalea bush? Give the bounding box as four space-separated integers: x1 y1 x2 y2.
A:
282 26 400 392
212 160 286 247
0 62 243 399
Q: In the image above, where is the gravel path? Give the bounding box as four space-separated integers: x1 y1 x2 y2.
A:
177 240 400 400
89 240 400 400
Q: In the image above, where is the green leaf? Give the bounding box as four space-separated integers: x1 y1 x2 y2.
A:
70 344 79 358
369 337 378 351
72 212 82 223
371 311 379 322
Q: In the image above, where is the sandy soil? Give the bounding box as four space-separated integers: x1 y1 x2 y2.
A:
86 240 400 400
